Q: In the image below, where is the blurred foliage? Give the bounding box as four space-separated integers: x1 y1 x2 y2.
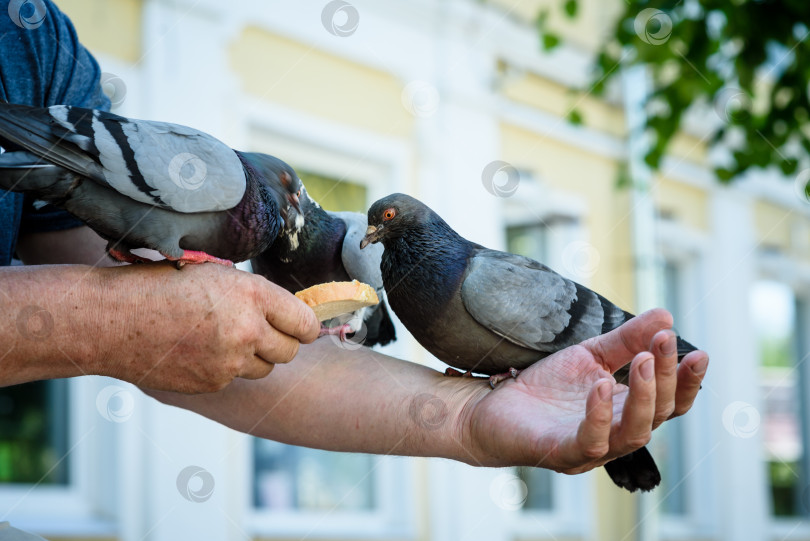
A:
537 0 810 194
759 336 794 368
768 460 802 516
299 172 367 213
0 381 68 484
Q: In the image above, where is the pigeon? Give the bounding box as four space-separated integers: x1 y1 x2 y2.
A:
0 101 302 265
361 193 699 493
252 187 396 347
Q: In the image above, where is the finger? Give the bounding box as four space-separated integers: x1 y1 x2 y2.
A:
255 327 301 365
610 352 656 457
258 280 320 343
670 350 709 418
651 330 678 428
566 378 614 466
584 308 674 373
237 357 276 380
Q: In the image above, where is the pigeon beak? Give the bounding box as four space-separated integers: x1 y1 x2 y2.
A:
288 193 301 214
360 225 383 249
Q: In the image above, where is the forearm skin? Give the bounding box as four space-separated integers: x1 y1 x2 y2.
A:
147 339 491 464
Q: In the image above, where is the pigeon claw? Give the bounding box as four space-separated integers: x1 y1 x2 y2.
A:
444 368 492 384
165 250 234 268
488 368 522 389
319 323 354 341
444 367 474 377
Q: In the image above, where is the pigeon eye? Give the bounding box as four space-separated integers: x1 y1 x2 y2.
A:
383 208 396 221
296 189 301 197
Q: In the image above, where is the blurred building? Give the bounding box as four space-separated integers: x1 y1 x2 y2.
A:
1 0 809 540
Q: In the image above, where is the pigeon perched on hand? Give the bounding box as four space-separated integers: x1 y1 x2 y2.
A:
361 193 700 492
0 102 302 265
252 187 396 347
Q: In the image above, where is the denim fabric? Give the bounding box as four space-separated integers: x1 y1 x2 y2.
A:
0 0 110 265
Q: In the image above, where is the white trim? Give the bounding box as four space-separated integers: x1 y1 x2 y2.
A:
653 217 718 540
245 454 417 539
497 97 626 160
509 471 595 540
656 219 710 258
237 97 411 203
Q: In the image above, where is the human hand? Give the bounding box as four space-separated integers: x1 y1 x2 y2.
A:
458 308 708 472
85 262 319 393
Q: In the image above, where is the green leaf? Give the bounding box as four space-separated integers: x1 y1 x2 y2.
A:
543 33 561 51
535 9 549 31
779 158 798 176
567 109 583 125
563 0 578 18
615 162 632 189
715 168 735 182
533 0 810 185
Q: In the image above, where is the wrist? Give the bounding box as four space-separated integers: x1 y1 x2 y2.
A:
78 264 159 380
423 375 492 465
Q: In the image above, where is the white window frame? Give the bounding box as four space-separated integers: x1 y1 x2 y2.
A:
654 217 720 540
756 252 810 539
0 376 119 537
239 99 417 539
497 178 595 539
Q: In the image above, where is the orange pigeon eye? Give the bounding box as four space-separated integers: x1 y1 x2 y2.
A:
296 189 301 197
383 208 396 221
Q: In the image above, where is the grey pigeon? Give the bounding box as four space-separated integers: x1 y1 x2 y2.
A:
361 193 699 493
0 101 302 265
252 187 396 347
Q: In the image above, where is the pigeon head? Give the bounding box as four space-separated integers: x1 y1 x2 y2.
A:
241 152 304 229
361 193 435 248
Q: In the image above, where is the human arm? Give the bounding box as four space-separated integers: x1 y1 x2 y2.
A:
148 308 708 472
2 227 319 392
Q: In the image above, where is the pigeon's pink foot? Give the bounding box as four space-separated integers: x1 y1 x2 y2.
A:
165 250 234 268
108 248 151 264
319 323 353 341
489 368 521 389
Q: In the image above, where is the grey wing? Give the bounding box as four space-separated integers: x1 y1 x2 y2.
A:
460 250 626 353
0 103 246 213
335 211 385 293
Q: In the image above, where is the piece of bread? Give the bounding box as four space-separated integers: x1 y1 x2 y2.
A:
295 280 379 321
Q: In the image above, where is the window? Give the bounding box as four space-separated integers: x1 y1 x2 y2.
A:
504 201 592 532
507 222 549 266
657 261 688 516
249 170 407 533
253 440 375 511
299 171 368 212
517 467 553 511
506 221 554 512
0 380 69 485
751 281 808 518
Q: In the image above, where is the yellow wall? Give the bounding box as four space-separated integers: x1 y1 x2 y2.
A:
229 27 413 139
654 177 709 231
58 0 142 63
755 201 793 253
499 67 626 137
500 122 636 310
668 133 708 166
486 0 624 52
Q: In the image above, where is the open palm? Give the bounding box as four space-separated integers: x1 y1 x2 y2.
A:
462 309 708 473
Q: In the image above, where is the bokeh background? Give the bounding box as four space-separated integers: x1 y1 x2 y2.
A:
1 0 809 540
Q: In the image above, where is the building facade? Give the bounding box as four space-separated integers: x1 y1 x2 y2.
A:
1 1 809 540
